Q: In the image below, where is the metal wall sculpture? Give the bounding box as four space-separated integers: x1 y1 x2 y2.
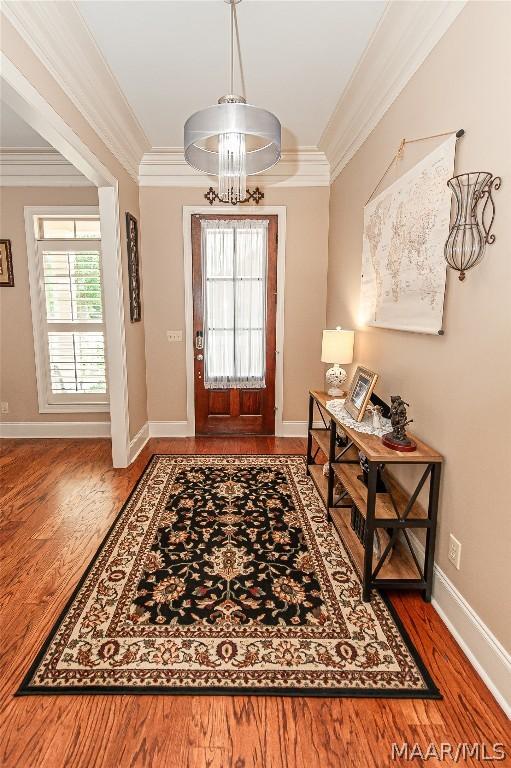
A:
445 172 501 281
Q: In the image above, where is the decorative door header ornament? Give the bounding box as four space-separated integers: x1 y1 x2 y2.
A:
204 187 264 206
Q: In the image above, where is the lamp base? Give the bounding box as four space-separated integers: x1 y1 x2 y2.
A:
325 365 347 397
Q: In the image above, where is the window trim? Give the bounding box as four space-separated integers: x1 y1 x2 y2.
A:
25 206 110 414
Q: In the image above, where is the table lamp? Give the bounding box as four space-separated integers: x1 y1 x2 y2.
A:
321 327 354 396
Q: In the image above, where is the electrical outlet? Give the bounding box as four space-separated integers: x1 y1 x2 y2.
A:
448 534 461 570
0 402 8 415
166 330 183 343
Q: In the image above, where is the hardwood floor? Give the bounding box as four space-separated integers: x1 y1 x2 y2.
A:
0 437 508 768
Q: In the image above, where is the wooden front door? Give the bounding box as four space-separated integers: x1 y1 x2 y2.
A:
192 214 277 435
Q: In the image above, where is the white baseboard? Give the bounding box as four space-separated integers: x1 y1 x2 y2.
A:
148 420 325 439
278 420 324 437
148 421 191 438
129 422 149 462
408 532 511 718
0 420 111 438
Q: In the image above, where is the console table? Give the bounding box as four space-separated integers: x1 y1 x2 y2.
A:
306 390 443 602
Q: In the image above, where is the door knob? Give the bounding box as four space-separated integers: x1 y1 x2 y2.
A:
196 354 204 361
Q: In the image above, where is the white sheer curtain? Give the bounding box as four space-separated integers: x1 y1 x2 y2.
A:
201 218 268 389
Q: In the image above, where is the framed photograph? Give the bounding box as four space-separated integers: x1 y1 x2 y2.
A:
0 239 14 287
344 366 378 422
125 212 141 322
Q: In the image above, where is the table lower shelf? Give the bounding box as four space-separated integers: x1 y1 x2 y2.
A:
308 465 422 584
308 464 330 504
329 507 422 584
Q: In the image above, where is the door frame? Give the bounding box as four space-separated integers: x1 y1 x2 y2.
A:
0 53 131 466
183 206 286 436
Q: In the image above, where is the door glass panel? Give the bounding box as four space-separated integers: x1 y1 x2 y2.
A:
205 280 234 329
235 276 265 329
204 228 234 277
235 329 265 380
206 329 235 380
236 229 266 277
201 219 268 389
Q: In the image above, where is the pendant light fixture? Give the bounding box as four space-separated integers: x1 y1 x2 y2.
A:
184 0 281 203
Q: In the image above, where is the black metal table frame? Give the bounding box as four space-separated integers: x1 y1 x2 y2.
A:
306 393 441 603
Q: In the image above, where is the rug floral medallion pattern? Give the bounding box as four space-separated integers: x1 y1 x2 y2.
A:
20 455 438 696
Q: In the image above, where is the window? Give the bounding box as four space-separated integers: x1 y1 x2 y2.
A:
25 208 109 413
39 217 101 240
202 218 268 389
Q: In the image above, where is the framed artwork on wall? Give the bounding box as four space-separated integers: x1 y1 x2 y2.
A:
0 239 14 287
344 365 378 422
125 212 142 322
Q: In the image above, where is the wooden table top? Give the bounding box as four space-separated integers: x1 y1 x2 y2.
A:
310 389 443 464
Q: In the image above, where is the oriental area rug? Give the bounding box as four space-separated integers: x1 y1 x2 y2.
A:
19 454 439 698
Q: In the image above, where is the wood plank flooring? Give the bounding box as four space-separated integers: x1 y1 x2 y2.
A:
0 437 509 768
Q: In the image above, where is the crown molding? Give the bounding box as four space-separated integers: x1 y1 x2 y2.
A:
1 1 150 181
0 148 93 186
320 0 466 182
139 147 330 188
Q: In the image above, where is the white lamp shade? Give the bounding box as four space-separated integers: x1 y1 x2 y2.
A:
321 328 354 364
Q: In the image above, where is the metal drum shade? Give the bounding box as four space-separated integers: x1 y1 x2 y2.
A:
184 101 281 176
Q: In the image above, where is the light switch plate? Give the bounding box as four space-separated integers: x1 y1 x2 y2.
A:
448 534 461 570
0 401 8 415
166 330 183 343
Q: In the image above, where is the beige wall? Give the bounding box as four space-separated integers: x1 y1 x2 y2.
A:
0 186 109 423
1 17 147 439
139 186 330 424
327 1 511 649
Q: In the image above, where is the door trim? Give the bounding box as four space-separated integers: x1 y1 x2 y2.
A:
0 53 130 467
183 206 286 436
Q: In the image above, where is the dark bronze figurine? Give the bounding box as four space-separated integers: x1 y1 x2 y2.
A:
382 395 417 452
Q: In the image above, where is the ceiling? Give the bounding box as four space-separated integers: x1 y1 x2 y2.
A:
0 101 50 148
77 0 385 150
1 0 463 184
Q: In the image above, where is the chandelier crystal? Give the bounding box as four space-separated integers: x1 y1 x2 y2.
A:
184 0 281 203
218 128 246 203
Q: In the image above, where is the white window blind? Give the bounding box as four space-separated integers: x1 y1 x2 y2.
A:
41 248 106 396
47 331 106 395
201 219 268 389
38 242 107 403
28 212 108 412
